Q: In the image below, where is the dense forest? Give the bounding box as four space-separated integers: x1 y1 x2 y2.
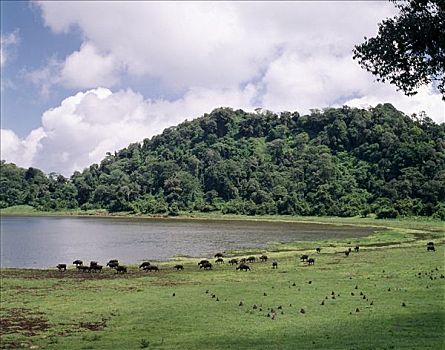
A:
1 104 444 219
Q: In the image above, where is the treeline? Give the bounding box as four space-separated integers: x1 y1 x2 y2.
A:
1 104 444 219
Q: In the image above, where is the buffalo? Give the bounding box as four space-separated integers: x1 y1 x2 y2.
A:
139 262 151 269
116 265 127 273
300 255 309 262
272 261 278 269
72 260 83 266
90 261 98 267
228 258 238 265
240 258 247 264
107 261 119 269
236 263 251 271
427 245 436 252
144 265 159 272
308 258 315 265
214 253 224 258
246 256 256 263
215 258 224 264
344 251 350 257
57 264 66 271
91 264 103 273
200 262 212 270
354 246 360 252
107 259 118 265
316 247 321 253
174 264 184 270
260 255 268 262
78 265 91 272
198 260 210 267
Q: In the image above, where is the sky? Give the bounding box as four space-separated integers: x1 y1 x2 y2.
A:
1 1 444 176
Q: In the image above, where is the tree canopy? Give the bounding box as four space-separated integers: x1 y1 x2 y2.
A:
353 0 445 98
1 104 444 219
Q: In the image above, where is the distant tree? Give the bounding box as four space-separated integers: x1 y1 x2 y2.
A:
353 0 445 98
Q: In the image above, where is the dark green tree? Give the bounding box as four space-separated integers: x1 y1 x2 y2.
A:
353 0 445 98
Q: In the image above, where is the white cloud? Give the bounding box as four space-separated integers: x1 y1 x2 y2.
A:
59 42 120 89
1 86 256 175
1 31 19 67
1 128 46 168
33 1 442 121
36 2 395 89
25 42 119 95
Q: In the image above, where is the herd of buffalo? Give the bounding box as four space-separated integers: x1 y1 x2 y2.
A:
56 241 437 273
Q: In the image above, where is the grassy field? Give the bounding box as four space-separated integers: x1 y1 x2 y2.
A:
1 220 444 349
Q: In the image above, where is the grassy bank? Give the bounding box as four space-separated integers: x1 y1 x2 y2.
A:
1 225 444 349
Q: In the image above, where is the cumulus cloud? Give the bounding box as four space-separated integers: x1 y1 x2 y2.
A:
25 42 120 95
1 86 256 175
36 2 395 89
1 30 19 67
33 1 442 121
59 42 120 89
1 128 46 168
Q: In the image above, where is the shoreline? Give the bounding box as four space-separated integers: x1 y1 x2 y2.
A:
2 206 444 231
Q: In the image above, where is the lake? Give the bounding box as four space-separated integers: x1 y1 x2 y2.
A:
1 216 378 268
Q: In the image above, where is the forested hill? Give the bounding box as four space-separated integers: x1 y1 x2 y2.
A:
1 104 444 218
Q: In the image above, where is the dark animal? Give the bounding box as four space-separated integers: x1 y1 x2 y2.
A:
345 251 350 257
144 265 159 272
72 260 83 266
78 265 91 272
348 248 352 253
107 259 118 266
116 265 127 273
228 258 238 265
300 255 309 262
214 253 224 258
200 262 212 270
427 245 435 252
272 261 278 269
90 261 98 267
174 264 184 270
91 264 103 272
57 264 66 271
308 258 315 265
240 258 247 263
107 261 119 269
260 255 268 262
215 258 224 264
427 241 434 246
139 261 151 269
198 260 210 266
354 246 360 252
246 256 256 263
236 263 250 271
316 247 321 253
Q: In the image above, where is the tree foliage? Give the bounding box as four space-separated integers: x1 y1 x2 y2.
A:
1 104 444 218
353 0 445 98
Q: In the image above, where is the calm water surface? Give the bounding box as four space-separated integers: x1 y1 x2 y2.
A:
1 216 377 268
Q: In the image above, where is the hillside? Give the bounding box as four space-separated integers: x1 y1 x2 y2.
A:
1 103 444 218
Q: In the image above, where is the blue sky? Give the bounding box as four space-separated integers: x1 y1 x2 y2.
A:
1 1 443 176
1 1 81 136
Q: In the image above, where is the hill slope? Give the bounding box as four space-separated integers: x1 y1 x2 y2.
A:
1 104 444 218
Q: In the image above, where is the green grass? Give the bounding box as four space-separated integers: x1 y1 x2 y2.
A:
1 227 444 349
